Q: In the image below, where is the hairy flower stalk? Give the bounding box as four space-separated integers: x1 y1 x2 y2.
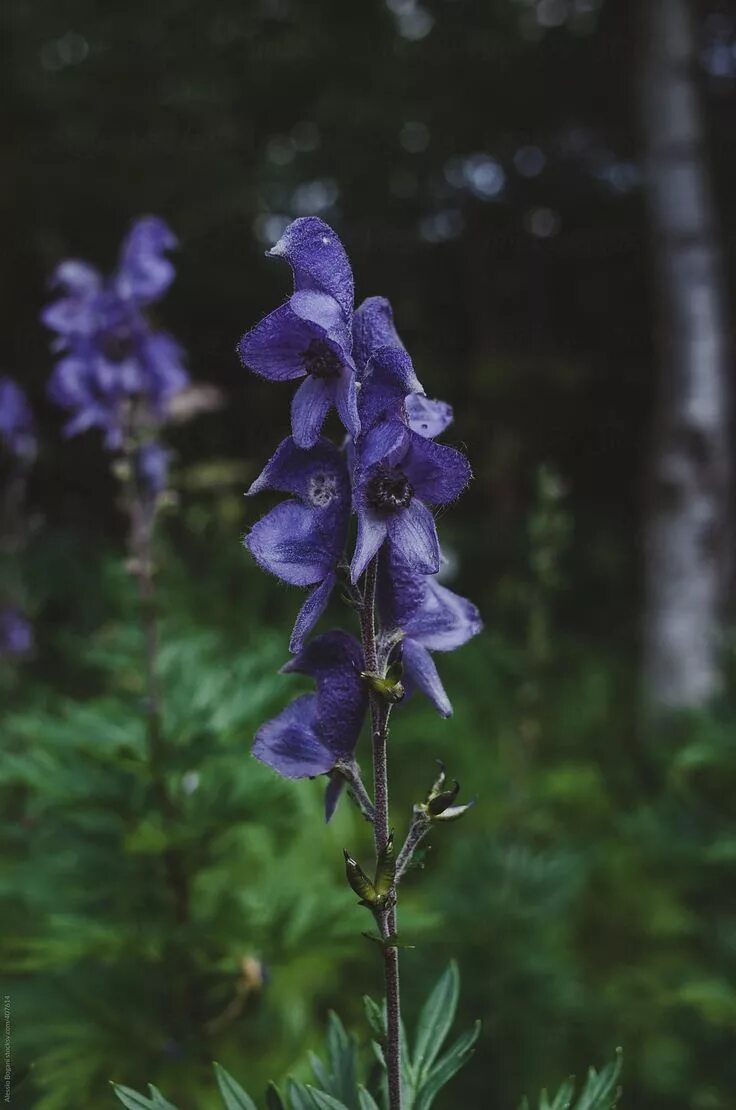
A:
239 217 481 1110
359 555 401 1108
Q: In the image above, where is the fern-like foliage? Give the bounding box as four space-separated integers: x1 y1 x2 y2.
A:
1 534 365 1109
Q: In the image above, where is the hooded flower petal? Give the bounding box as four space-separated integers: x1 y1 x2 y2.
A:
252 693 335 777
404 579 482 651
352 296 406 376
291 374 334 449
116 217 178 303
281 630 367 759
359 348 422 433
387 499 440 574
402 638 452 717
402 432 471 505
406 394 454 439
268 217 354 318
41 261 102 337
289 573 337 653
238 301 322 382
377 547 427 628
358 419 408 469
245 500 338 586
334 366 361 441
350 511 388 582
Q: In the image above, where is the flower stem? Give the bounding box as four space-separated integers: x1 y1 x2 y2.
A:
362 557 402 1110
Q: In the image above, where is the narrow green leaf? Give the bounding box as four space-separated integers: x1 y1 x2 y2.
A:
304 1087 351 1109
288 1079 316 1110
357 1088 380 1110
213 1062 258 1110
326 1011 358 1104
574 1050 622 1110
544 1077 575 1110
363 996 386 1041
266 1082 286 1110
414 1021 481 1110
148 1086 179 1110
309 1050 332 1093
412 961 460 1080
112 1085 170 1110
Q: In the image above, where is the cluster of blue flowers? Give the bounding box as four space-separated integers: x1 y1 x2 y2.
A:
239 217 481 816
43 217 188 495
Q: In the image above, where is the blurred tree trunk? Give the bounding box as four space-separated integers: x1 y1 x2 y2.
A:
641 0 732 709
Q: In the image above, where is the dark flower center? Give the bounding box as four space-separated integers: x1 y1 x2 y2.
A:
101 329 136 363
303 340 342 380
365 467 414 513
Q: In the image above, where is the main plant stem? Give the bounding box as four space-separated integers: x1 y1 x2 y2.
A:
362 558 402 1110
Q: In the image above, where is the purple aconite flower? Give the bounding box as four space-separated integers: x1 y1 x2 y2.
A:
238 218 360 448
352 295 453 440
252 631 367 804
352 296 406 377
351 420 471 582
378 551 482 716
0 607 33 659
0 378 36 460
400 577 482 717
245 436 350 652
44 217 187 448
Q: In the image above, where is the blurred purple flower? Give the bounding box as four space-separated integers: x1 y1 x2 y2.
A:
252 630 367 793
238 218 360 447
0 377 36 460
245 436 350 652
0 607 33 658
135 441 170 498
43 217 187 448
351 420 471 582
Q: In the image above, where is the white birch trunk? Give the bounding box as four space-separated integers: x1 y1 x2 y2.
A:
642 0 731 708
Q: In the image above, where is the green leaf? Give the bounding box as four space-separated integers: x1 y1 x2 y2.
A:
412 961 460 1080
325 1012 358 1104
414 1021 481 1110
266 1083 287 1110
148 1086 179 1110
520 1052 622 1110
357 1089 380 1110
112 1085 178 1110
288 1079 317 1110
304 1088 351 1109
213 1062 258 1110
574 1050 622 1110
543 1077 575 1110
363 995 386 1041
